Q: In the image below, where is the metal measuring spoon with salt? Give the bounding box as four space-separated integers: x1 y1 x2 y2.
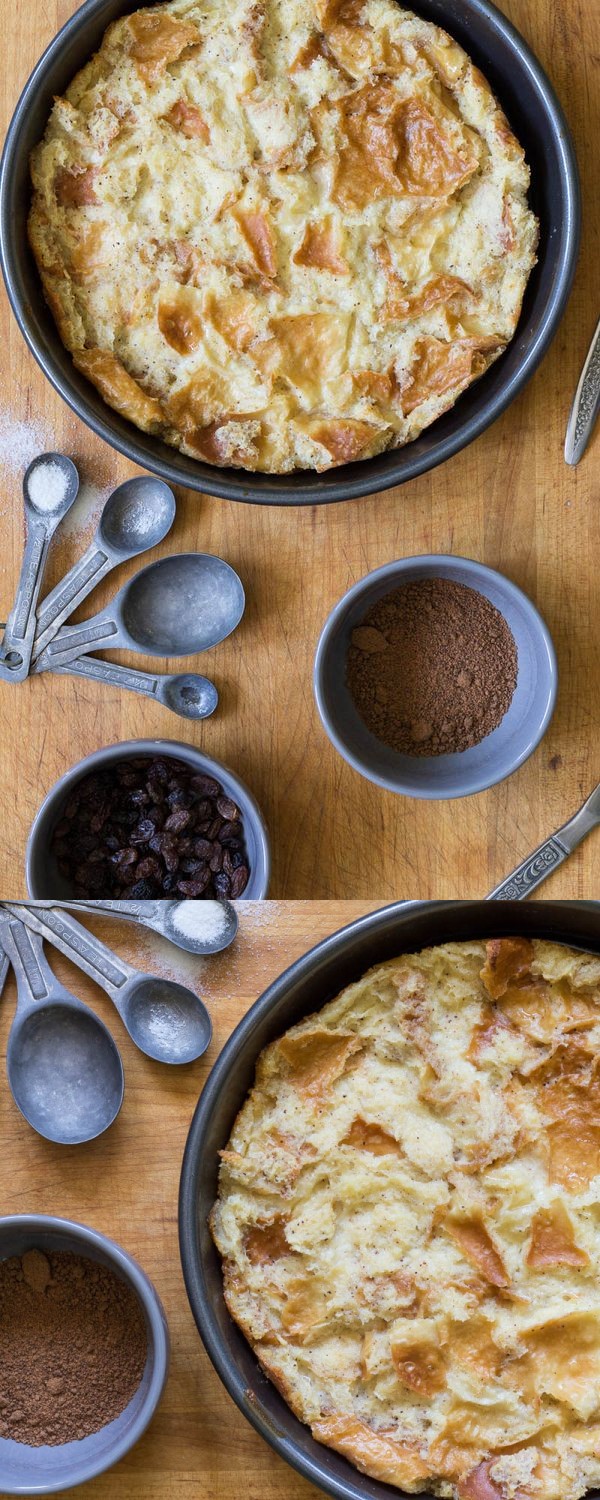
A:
0 453 79 682
31 475 176 660
32 897 239 954
4 903 213 1064
33 553 245 672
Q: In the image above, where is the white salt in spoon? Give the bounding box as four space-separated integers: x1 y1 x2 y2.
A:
25 899 239 955
0 454 79 682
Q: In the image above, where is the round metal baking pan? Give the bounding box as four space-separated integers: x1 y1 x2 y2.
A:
179 899 600 1500
0 0 580 504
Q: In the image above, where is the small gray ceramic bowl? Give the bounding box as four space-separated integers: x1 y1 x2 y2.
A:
314 555 557 798
26 739 270 898
0 1214 168 1495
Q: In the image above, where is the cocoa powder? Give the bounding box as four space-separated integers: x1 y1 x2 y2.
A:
0 1249 147 1446
346 577 517 756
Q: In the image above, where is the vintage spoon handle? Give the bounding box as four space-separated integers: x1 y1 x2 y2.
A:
45 656 218 718
565 315 600 465
0 523 60 681
0 948 10 997
32 540 115 660
30 898 159 923
487 784 600 899
2 903 135 999
34 614 123 673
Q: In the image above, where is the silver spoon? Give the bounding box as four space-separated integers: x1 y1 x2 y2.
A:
0 911 124 1145
34 553 245 673
29 897 238 955
0 454 79 682
31 475 176 661
4 903 213 1064
48 657 219 719
487 782 600 899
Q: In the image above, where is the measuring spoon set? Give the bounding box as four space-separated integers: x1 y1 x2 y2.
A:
0 898 237 1143
0 455 246 718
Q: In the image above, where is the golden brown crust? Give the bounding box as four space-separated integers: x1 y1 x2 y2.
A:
29 0 538 472
213 938 600 1500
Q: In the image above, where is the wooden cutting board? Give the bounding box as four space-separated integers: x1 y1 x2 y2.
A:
0 0 599 900
0 902 380 1499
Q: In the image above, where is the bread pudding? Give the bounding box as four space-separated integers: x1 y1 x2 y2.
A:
29 0 538 473
212 938 600 1498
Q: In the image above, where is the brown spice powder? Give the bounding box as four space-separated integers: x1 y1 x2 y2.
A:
346 577 518 756
0 1249 148 1446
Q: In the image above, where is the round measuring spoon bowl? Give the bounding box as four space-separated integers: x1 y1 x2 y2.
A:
7 1004 124 1144
122 554 245 654
163 899 238 955
122 977 212 1065
23 453 79 517
162 673 219 719
98 476 176 555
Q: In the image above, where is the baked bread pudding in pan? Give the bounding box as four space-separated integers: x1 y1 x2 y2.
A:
29 0 538 473
212 939 600 1498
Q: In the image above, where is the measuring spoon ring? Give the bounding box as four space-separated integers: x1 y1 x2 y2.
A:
0 911 124 1145
48 656 219 719
5 904 213 1065
32 476 176 660
34 553 245 673
0 454 79 682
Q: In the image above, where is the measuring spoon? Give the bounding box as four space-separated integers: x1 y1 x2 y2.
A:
0 911 124 1144
31 476 176 661
48 657 219 719
34 553 245 673
5 904 213 1064
31 897 239 955
0 454 79 682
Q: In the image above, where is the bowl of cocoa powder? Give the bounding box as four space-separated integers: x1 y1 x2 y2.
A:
314 556 557 798
26 739 270 900
0 1214 168 1492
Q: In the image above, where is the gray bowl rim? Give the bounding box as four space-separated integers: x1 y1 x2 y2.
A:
178 897 600 1500
313 552 558 798
25 737 270 899
0 0 580 505
0 1211 169 1495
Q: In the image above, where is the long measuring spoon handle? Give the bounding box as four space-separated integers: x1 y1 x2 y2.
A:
48 656 165 701
0 524 54 681
34 615 122 673
0 915 55 1005
3 904 135 999
55 899 158 921
32 544 114 659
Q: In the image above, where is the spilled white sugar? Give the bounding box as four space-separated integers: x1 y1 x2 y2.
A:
27 460 69 513
171 900 229 943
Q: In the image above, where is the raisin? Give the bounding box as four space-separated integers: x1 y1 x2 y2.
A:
190 774 221 797
130 819 156 844
177 871 211 896
164 808 190 833
129 878 161 898
230 866 249 897
135 855 162 881
213 872 231 897
216 796 240 821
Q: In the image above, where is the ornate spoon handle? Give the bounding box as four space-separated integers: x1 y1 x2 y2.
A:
565 314 600 465
488 784 600 899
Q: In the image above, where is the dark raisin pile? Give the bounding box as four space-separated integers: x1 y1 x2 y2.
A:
51 756 250 898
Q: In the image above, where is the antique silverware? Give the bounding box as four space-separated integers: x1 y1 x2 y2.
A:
565 314 600 465
488 781 600 899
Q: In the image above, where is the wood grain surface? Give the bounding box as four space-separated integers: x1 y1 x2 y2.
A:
0 901 381 1500
0 0 599 900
